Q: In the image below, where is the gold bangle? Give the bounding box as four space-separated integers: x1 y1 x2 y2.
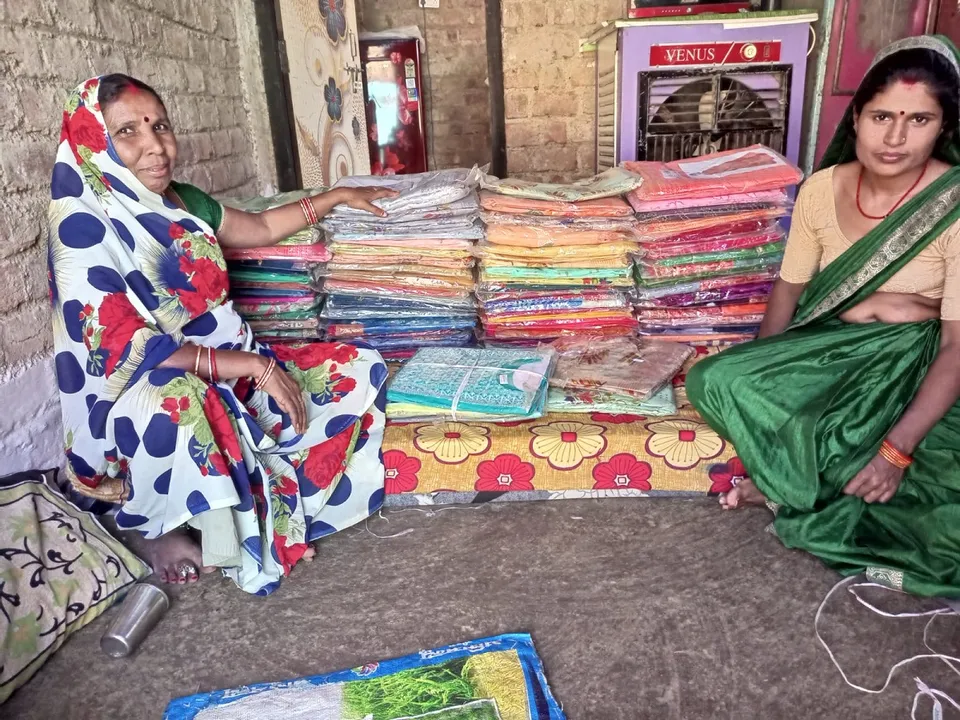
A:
259 361 277 389
206 346 213 382
193 345 202 375
255 358 275 388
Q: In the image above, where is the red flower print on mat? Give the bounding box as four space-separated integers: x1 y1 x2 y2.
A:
273 342 358 369
68 105 108 154
204 387 242 463
590 413 646 424
161 396 190 424
98 292 146 376
383 450 421 494
708 456 749 495
592 453 652 491
475 453 535 492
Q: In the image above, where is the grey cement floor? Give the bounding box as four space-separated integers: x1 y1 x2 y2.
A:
6 499 960 719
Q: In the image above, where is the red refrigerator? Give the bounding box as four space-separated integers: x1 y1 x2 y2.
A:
359 37 429 175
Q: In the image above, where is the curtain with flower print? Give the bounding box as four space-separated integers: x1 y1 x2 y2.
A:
276 0 371 186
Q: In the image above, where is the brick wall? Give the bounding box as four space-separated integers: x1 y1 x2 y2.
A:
0 0 273 471
356 0 491 170
501 0 625 182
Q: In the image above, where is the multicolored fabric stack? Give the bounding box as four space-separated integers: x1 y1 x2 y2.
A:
320 169 483 361
476 169 645 346
625 145 803 344
222 190 328 346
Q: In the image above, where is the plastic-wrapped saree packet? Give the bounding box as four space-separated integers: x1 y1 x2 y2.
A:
480 190 634 217
546 384 678 416
547 336 693 402
386 347 556 423
623 144 803 201
640 227 785 260
480 167 644 202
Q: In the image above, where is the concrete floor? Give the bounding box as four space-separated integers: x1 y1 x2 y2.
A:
5 499 960 719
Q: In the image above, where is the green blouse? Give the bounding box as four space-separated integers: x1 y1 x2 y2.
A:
168 181 225 233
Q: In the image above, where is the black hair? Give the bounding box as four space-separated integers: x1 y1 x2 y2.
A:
97 73 166 111
852 48 960 136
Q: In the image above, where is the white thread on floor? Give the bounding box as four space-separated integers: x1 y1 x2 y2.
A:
815 575 960 719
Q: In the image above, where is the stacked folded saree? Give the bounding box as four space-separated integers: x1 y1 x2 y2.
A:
625 146 803 344
320 169 483 361
223 192 327 345
477 184 641 346
545 336 691 415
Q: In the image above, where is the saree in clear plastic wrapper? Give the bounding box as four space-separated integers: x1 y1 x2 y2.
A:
687 35 960 598
387 347 555 421
549 336 692 401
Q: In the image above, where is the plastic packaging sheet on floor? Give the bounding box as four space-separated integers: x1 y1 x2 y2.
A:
164 633 565 720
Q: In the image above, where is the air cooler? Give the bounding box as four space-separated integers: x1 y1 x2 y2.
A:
589 11 818 170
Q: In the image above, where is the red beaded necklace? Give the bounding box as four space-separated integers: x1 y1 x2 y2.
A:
856 160 929 220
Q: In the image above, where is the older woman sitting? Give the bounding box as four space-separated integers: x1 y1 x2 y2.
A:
49 73 395 594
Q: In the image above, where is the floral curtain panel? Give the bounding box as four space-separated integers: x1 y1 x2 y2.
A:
277 0 371 186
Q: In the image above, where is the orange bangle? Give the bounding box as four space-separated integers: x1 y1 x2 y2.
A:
879 440 912 469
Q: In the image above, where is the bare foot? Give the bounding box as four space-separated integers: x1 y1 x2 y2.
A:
719 478 767 510
134 530 213 584
302 545 316 562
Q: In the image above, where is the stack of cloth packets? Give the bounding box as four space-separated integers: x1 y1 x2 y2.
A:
545 335 692 416
319 168 483 362
475 168 645 346
222 190 329 345
625 145 803 345
385 347 556 422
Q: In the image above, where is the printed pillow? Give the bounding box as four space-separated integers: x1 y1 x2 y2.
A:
0 471 148 704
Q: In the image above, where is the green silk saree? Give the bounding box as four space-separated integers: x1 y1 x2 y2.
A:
686 35 960 597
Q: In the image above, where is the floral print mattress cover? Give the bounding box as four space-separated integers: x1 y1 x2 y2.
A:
381 346 745 503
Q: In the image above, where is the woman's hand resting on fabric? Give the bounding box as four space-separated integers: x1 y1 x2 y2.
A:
842 454 905 503
331 187 399 217
252 355 308 435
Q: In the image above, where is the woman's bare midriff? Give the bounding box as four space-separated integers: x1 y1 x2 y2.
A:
839 292 941 324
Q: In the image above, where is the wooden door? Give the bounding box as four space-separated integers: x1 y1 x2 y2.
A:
814 0 941 165
275 0 371 187
936 0 960 43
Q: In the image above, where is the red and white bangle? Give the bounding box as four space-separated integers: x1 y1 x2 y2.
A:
299 197 318 226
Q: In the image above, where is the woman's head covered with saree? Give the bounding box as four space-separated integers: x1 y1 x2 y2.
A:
820 35 960 169
49 75 238 491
